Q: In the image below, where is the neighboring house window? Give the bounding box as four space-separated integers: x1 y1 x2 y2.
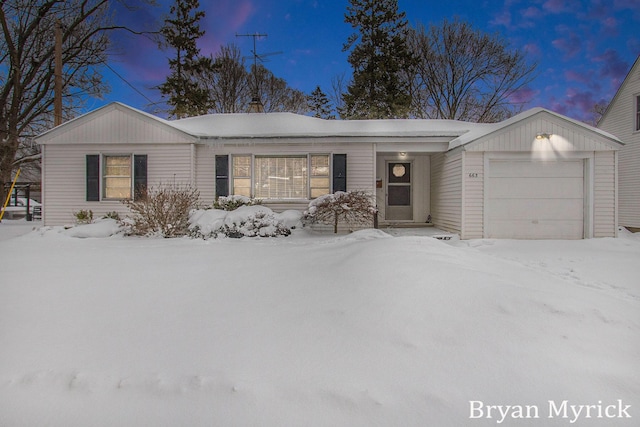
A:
636 95 640 131
85 154 147 201
229 154 336 200
104 155 132 199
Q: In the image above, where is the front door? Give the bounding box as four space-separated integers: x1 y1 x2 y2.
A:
386 161 412 221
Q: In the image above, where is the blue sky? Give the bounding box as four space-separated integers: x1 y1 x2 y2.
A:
100 0 640 123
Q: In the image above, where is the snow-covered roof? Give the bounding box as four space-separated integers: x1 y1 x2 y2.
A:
170 111 477 139
36 102 622 149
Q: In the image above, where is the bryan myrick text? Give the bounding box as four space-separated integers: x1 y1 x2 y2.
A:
469 400 631 424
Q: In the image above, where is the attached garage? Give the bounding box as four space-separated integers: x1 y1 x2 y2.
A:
486 159 585 239
432 108 623 240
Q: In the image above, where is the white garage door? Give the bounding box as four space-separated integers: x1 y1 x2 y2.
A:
487 159 584 239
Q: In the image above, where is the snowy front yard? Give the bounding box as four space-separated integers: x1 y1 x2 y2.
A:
0 221 638 426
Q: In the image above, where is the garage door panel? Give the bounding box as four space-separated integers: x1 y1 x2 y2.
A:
487 159 584 239
489 177 583 199
490 160 583 178
487 198 584 220
488 220 584 239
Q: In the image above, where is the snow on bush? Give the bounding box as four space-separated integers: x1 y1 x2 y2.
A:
304 190 377 233
213 195 261 211
189 205 300 239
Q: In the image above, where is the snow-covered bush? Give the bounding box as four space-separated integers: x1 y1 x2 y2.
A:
304 190 377 233
125 183 200 237
213 195 261 211
73 209 93 224
189 205 297 239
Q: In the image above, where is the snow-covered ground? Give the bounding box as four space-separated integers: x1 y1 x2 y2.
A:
0 219 638 426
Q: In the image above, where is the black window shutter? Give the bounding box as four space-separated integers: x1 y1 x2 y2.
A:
215 155 229 198
134 155 148 199
86 155 100 201
332 154 347 192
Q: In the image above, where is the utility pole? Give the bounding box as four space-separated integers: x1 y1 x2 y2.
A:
54 20 63 126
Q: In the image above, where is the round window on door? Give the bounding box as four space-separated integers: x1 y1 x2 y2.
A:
389 163 411 183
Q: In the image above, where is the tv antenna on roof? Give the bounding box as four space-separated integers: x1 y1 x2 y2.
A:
236 32 282 112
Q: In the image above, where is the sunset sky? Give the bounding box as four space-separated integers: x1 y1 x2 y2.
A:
99 0 640 123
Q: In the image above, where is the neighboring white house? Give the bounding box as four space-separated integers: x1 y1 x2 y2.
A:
36 102 622 239
598 55 640 231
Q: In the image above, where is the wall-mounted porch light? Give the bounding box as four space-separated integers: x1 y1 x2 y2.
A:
535 132 552 140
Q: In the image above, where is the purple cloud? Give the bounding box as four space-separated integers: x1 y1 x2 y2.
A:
521 6 543 19
490 10 512 28
523 43 542 57
564 69 594 85
592 49 631 90
543 0 572 13
552 32 582 59
509 86 540 104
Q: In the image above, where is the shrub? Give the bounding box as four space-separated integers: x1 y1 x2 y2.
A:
124 183 200 237
189 205 292 239
213 195 261 211
304 190 377 233
222 210 291 238
102 211 121 221
73 209 93 224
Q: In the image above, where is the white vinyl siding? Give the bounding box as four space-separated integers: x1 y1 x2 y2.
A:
430 151 462 235
593 151 617 237
466 112 619 153
42 144 192 225
462 152 484 239
598 60 640 228
195 144 215 206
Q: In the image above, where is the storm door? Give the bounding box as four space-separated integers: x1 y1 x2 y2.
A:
386 161 413 221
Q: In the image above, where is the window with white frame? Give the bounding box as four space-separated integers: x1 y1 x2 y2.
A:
103 155 132 199
310 155 331 198
636 95 640 131
231 154 331 200
232 155 252 197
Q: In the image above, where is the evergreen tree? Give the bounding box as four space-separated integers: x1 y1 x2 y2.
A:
308 86 335 119
158 0 211 118
341 0 413 119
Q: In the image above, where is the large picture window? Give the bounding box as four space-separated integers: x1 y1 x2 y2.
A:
231 154 331 200
104 155 131 199
255 156 308 199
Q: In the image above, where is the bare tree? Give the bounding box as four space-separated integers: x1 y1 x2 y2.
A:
0 0 153 200
592 101 609 126
202 44 250 113
330 73 347 116
407 19 537 122
249 64 308 114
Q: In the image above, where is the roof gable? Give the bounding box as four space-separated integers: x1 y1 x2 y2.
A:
451 108 622 152
37 102 195 145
